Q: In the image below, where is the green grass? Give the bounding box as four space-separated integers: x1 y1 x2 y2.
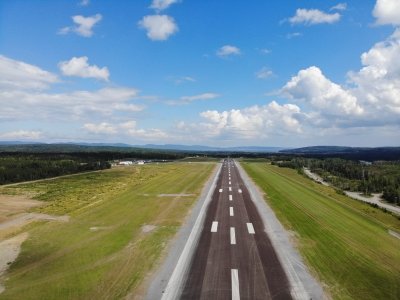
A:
179 157 221 163
241 162 400 300
0 163 215 299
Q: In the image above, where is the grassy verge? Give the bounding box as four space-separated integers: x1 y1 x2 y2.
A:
241 162 400 300
179 157 221 163
0 163 215 299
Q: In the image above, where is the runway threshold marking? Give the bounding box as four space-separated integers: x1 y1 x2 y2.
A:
229 195 233 201
238 189 242 193
231 269 240 300
211 221 218 232
246 223 255 234
230 227 236 244
219 189 223 192
230 207 234 216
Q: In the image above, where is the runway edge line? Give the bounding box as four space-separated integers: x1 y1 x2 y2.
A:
160 163 222 300
234 160 311 300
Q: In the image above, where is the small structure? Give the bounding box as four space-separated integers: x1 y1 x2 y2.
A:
137 160 145 165
118 161 133 165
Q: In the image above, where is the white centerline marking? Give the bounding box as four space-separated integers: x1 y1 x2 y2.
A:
229 181 231 185
247 223 255 234
230 227 236 244
229 195 233 201
219 189 223 192
231 269 240 300
238 189 242 193
211 221 218 232
229 177 231 180
229 187 232 191
230 207 234 216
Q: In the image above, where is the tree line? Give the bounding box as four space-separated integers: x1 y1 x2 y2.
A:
273 157 400 205
0 155 111 185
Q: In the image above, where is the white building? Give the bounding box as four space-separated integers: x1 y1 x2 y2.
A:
118 161 133 165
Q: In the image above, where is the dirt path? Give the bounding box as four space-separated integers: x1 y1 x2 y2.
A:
345 192 400 214
0 213 69 231
303 168 400 215
0 169 105 188
0 232 29 294
303 168 329 186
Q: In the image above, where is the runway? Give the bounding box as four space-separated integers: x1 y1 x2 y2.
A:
179 159 292 299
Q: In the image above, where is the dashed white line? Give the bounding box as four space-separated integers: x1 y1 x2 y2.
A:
230 207 234 216
230 227 236 244
219 189 223 193
229 181 231 185
211 221 218 232
246 223 255 234
229 195 233 201
229 187 232 191
231 269 240 300
238 189 242 193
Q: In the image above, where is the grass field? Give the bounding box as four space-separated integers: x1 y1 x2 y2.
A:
179 157 221 163
241 162 400 300
0 163 215 299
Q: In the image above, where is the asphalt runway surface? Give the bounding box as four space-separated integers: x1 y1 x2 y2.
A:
179 159 292 300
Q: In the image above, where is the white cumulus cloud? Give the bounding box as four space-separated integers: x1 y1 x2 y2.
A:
280 66 363 116
278 28 400 129
83 121 169 139
79 0 90 6
288 8 341 25
347 28 400 118
0 130 42 139
286 32 302 39
58 14 102 37
58 56 110 81
138 15 178 41
0 87 145 122
373 0 400 26
164 93 220 105
255 67 274 79
330 3 347 11
216 45 241 58
0 56 146 122
172 102 303 141
0 55 60 90
150 0 180 12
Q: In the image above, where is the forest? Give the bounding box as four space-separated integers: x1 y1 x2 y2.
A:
0 144 192 185
0 155 111 185
273 157 400 205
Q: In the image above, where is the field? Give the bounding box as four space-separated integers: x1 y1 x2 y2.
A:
0 163 215 299
179 157 222 163
241 161 400 300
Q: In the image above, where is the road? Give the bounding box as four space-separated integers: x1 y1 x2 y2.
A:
177 159 293 299
303 168 400 215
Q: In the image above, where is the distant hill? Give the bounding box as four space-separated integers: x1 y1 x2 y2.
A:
0 141 46 145
279 146 399 153
134 144 289 152
59 142 134 147
280 146 356 153
0 141 289 152
280 146 400 161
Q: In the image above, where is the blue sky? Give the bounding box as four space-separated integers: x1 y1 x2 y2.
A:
0 0 399 147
